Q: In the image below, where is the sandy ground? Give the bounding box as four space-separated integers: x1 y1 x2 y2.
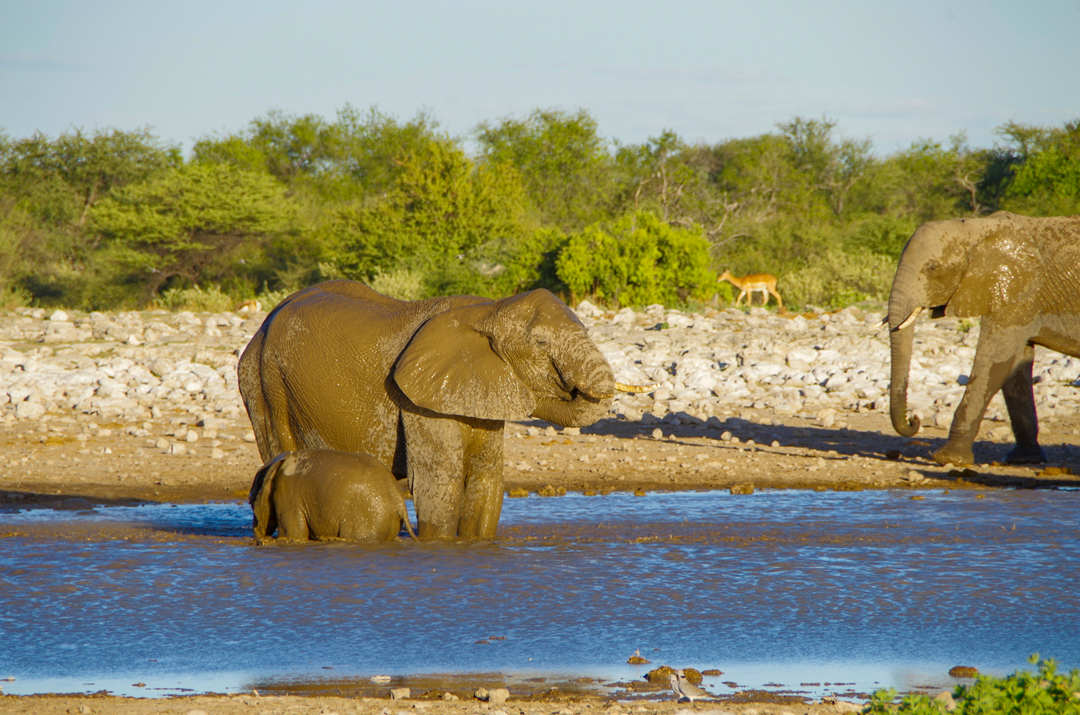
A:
2 403 1079 714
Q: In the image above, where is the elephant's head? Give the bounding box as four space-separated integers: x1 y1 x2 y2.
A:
392 289 616 427
887 212 1041 436
249 453 290 539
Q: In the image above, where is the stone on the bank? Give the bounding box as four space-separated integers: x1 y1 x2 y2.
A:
15 400 45 419
574 299 602 318
1 302 1078 449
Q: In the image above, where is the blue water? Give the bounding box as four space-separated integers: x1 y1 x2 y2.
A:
1 489 1078 698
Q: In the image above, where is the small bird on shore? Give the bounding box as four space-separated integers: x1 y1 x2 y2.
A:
668 669 713 703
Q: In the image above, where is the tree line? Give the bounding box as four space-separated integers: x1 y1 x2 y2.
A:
1 106 1077 312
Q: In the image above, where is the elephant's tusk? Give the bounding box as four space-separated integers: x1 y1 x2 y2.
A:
895 306 923 331
615 382 655 394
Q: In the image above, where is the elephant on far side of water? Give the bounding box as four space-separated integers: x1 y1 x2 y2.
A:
238 280 630 540
249 449 416 543
887 211 1080 466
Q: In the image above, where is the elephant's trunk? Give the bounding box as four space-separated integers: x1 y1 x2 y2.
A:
888 318 921 437
887 249 927 438
535 345 615 427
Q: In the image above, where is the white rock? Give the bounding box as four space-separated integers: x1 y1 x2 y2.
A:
611 307 636 325
574 300 602 319
785 347 818 370
15 401 45 419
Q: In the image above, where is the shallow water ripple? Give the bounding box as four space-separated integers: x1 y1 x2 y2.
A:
1 489 1078 697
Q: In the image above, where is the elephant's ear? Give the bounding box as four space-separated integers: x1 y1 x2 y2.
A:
250 455 283 539
393 305 535 421
947 233 1040 323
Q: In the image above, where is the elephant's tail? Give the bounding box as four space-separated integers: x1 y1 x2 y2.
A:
400 507 417 540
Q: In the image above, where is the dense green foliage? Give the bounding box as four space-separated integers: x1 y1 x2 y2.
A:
863 655 1080 714
556 210 713 306
1 110 1077 310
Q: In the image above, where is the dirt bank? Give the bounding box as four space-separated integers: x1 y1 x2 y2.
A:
2 403 1078 512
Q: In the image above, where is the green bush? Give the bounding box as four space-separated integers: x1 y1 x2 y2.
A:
781 245 894 309
863 656 1080 714
256 286 292 310
556 210 713 307
369 268 426 300
156 285 235 312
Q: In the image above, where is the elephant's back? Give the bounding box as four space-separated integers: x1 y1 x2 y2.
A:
306 450 405 532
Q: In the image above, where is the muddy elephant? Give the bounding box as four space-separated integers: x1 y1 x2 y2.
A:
238 280 621 540
249 449 416 543
887 211 1080 466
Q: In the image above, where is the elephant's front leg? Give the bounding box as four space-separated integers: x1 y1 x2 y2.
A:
459 420 504 540
402 412 465 540
935 324 1028 466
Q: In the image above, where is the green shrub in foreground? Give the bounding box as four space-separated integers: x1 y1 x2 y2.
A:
863 655 1080 714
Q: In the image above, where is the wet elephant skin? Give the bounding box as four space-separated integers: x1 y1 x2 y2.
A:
249 449 416 542
237 281 616 540
888 212 1080 466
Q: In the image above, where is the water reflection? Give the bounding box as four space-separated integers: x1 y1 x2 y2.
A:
2 489 1078 698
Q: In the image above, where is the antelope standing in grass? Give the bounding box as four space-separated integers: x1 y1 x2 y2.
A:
718 271 783 310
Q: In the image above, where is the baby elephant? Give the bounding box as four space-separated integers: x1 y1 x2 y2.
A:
249 449 416 543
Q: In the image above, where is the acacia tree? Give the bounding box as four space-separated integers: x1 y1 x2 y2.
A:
777 117 872 218
475 108 615 231
0 128 177 226
193 110 338 184
90 163 295 302
873 136 986 221
326 134 531 296
1000 119 1080 216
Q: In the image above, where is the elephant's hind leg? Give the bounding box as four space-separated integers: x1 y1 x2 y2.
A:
1002 344 1046 464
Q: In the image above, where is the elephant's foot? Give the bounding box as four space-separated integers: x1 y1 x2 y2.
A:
931 443 974 467
1005 443 1046 464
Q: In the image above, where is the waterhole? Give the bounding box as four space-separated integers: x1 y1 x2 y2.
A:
1 488 1078 699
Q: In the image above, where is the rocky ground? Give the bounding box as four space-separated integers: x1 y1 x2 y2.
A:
1 301 1077 506
2 301 1079 714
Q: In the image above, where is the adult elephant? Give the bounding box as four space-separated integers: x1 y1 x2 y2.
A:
238 280 622 540
887 211 1080 466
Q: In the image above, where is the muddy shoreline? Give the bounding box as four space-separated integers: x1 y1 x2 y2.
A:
3 406 1078 513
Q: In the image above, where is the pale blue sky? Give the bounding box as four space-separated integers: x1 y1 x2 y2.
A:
2 0 1078 155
